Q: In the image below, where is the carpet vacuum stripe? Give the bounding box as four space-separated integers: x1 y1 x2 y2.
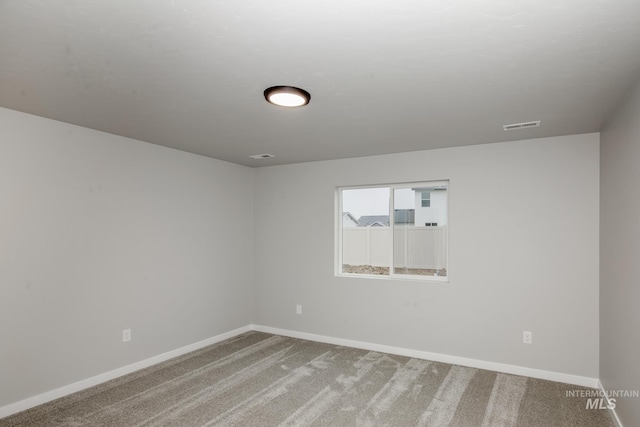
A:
0 332 615 427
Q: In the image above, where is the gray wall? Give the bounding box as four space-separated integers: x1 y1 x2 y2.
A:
253 134 600 378
0 108 254 408
601 79 640 426
0 104 608 412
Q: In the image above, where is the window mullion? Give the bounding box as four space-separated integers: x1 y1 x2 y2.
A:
389 186 395 277
336 189 344 275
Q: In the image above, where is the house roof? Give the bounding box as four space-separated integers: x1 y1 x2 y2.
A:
342 212 359 224
1 1 640 167
357 216 390 227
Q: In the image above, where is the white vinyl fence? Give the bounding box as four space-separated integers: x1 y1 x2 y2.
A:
342 226 447 269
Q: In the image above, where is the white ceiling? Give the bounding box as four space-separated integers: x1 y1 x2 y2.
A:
2 0 640 167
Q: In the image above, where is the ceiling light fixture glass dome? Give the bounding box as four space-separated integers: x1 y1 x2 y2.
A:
264 86 311 107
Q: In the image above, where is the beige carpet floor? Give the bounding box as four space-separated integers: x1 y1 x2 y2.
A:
0 332 615 426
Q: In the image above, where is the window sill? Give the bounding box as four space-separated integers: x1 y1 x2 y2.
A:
335 272 449 283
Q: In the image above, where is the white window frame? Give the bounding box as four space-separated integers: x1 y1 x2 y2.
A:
336 180 449 282
421 191 431 207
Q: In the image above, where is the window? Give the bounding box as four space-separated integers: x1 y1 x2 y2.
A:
338 181 448 280
421 191 431 207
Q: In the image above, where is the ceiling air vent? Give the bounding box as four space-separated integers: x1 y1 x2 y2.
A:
249 153 275 159
503 120 541 131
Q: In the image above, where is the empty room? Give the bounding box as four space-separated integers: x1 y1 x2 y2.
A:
1 1 639 426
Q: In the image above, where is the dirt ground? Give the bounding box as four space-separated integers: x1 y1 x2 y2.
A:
342 264 447 277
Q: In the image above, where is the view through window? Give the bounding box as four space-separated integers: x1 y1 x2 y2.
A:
339 181 448 280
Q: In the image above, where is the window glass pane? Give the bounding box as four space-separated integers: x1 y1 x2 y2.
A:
421 191 431 207
393 184 447 277
341 187 390 275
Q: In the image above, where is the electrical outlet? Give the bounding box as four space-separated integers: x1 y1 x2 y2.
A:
296 304 302 315
523 331 532 344
123 328 132 343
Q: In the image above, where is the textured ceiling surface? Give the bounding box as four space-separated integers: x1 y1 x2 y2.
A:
2 0 640 166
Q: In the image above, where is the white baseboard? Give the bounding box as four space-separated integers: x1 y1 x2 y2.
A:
252 324 600 389
0 325 252 419
0 323 603 420
598 380 624 427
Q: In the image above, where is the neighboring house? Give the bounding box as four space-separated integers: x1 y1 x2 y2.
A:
413 185 448 226
342 212 359 227
355 210 414 227
355 191 445 228
394 209 415 225
357 215 390 227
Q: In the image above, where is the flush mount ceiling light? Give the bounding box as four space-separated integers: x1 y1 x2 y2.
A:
264 86 311 107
